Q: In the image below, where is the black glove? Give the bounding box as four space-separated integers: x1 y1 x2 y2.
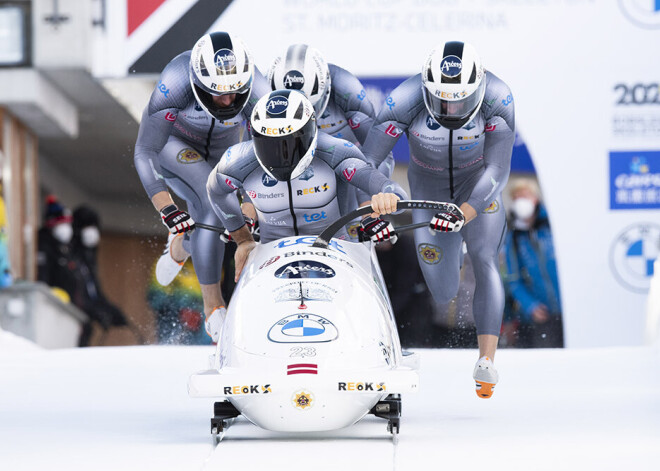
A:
160 204 195 234
429 203 465 233
220 215 258 243
359 216 397 244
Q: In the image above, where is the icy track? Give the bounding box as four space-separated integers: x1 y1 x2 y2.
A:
0 338 658 470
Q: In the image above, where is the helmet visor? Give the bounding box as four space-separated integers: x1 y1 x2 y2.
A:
423 79 485 129
192 77 252 121
252 118 317 181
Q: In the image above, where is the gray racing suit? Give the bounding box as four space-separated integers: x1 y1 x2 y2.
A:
133 50 269 285
207 133 408 244
361 71 515 337
317 64 394 237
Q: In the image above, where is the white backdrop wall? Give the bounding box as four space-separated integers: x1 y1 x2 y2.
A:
102 0 660 347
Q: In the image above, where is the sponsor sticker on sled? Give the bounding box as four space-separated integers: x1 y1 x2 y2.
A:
268 313 338 343
274 260 336 279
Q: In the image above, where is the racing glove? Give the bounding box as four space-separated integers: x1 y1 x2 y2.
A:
429 203 465 233
220 215 258 243
359 216 397 245
160 204 195 234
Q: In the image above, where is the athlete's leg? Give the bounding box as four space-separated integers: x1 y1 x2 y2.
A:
158 140 227 317
461 194 507 359
409 171 463 304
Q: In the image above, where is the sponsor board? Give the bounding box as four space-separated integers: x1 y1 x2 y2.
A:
610 151 660 209
609 223 660 293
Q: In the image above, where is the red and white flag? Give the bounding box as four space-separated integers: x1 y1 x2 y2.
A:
287 363 318 375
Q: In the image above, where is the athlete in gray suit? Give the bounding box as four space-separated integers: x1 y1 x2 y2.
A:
268 44 395 239
361 41 515 398
208 90 406 285
133 32 269 339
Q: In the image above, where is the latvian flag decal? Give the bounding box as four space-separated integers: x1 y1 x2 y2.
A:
287 363 318 375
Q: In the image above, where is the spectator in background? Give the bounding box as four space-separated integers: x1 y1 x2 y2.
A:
0 180 11 288
70 206 131 346
37 195 77 299
502 179 564 348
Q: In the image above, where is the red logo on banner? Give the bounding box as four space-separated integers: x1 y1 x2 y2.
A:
165 112 176 122
348 118 360 129
485 123 497 132
225 178 237 190
385 124 401 137
343 167 356 181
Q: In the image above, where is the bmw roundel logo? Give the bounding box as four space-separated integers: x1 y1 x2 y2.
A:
426 115 441 130
214 48 236 71
283 70 305 90
440 55 462 77
262 173 278 187
266 95 289 115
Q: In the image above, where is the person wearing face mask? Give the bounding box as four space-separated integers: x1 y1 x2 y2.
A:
37 195 77 296
70 206 130 347
502 179 564 348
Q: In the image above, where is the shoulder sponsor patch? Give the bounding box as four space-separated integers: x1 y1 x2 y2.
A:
385 124 402 138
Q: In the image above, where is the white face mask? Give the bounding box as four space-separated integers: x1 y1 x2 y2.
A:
81 226 100 248
53 223 73 244
512 197 536 220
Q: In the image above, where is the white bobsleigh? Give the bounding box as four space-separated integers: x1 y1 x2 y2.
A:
188 201 444 436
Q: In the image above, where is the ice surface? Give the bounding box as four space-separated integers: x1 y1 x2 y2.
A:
0 344 658 470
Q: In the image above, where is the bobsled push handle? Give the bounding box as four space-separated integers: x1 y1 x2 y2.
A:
312 200 449 249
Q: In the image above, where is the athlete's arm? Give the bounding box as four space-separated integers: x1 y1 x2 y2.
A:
134 53 192 209
206 162 246 233
322 138 409 205
464 74 516 217
330 64 376 146
360 75 422 168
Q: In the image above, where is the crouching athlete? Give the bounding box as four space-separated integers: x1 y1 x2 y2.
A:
204 90 408 340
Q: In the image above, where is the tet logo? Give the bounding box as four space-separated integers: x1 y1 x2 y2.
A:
303 211 327 222
157 81 170 98
296 183 329 196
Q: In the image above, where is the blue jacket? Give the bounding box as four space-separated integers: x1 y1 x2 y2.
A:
503 205 562 323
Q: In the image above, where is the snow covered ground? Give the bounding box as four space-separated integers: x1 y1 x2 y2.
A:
0 341 658 470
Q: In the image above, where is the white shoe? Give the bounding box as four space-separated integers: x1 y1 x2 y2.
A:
155 233 187 286
473 356 499 399
205 307 227 343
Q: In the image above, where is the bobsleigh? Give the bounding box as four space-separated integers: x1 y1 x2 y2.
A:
188 201 446 438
